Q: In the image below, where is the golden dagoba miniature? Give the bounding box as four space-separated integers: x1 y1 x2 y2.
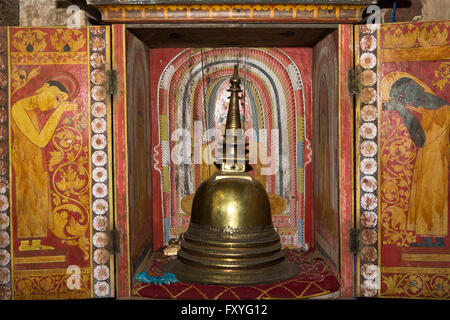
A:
164 65 298 285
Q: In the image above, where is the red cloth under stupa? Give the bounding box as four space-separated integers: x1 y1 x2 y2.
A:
133 249 341 300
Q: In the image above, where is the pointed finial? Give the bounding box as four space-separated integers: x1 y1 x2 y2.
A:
225 64 242 131
230 64 240 87
215 64 250 173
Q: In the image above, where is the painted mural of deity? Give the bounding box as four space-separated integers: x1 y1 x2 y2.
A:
11 71 80 251
382 71 449 247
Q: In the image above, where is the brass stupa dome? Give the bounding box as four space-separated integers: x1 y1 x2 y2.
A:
164 65 298 285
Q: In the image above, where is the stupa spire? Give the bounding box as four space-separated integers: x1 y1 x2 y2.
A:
217 65 249 172
225 64 243 131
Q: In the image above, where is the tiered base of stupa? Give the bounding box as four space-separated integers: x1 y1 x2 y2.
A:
164 222 298 285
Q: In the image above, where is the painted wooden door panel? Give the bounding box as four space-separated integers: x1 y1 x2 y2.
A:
339 24 355 298
0 26 115 300
356 20 450 299
112 24 153 299
312 28 340 272
125 28 153 282
312 25 355 298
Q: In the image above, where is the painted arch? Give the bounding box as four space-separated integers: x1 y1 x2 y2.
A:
152 47 312 248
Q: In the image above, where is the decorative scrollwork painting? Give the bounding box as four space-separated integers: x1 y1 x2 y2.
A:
358 20 450 300
0 26 113 300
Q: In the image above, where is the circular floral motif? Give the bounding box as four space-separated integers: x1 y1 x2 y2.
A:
361 211 378 228
93 167 107 183
91 102 107 118
405 275 424 296
360 35 377 52
91 134 107 150
0 91 7 106
38 276 55 292
93 215 109 232
0 108 7 124
0 38 6 52
92 183 108 198
93 232 108 248
91 69 106 86
0 213 9 230
361 245 377 262
0 285 11 300
361 70 377 87
361 140 377 158
360 52 377 70
381 180 399 203
0 160 7 176
0 195 8 212
91 86 106 102
360 24 377 35
94 281 110 297
0 142 7 159
90 26 106 35
93 199 108 215
90 36 106 52
0 125 7 142
0 176 7 192
92 150 107 167
361 263 378 280
0 55 6 71
0 231 9 248
0 267 10 285
15 278 33 295
56 132 72 147
361 175 377 193
94 265 110 281
360 87 377 105
90 52 106 69
94 248 110 264
361 229 378 245
361 193 377 211
92 118 106 134
361 158 377 175
361 279 378 297
430 276 449 298
0 73 6 89
0 249 10 266
360 122 377 140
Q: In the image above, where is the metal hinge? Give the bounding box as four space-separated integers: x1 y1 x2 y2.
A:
106 228 120 254
349 228 361 254
105 69 118 96
348 68 361 96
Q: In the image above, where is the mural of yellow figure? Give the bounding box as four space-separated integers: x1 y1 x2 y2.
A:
11 72 79 251
382 72 449 247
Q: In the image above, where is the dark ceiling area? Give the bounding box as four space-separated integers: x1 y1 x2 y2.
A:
127 24 336 48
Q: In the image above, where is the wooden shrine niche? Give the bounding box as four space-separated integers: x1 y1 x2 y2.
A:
109 21 355 299
0 21 354 300
0 0 448 302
